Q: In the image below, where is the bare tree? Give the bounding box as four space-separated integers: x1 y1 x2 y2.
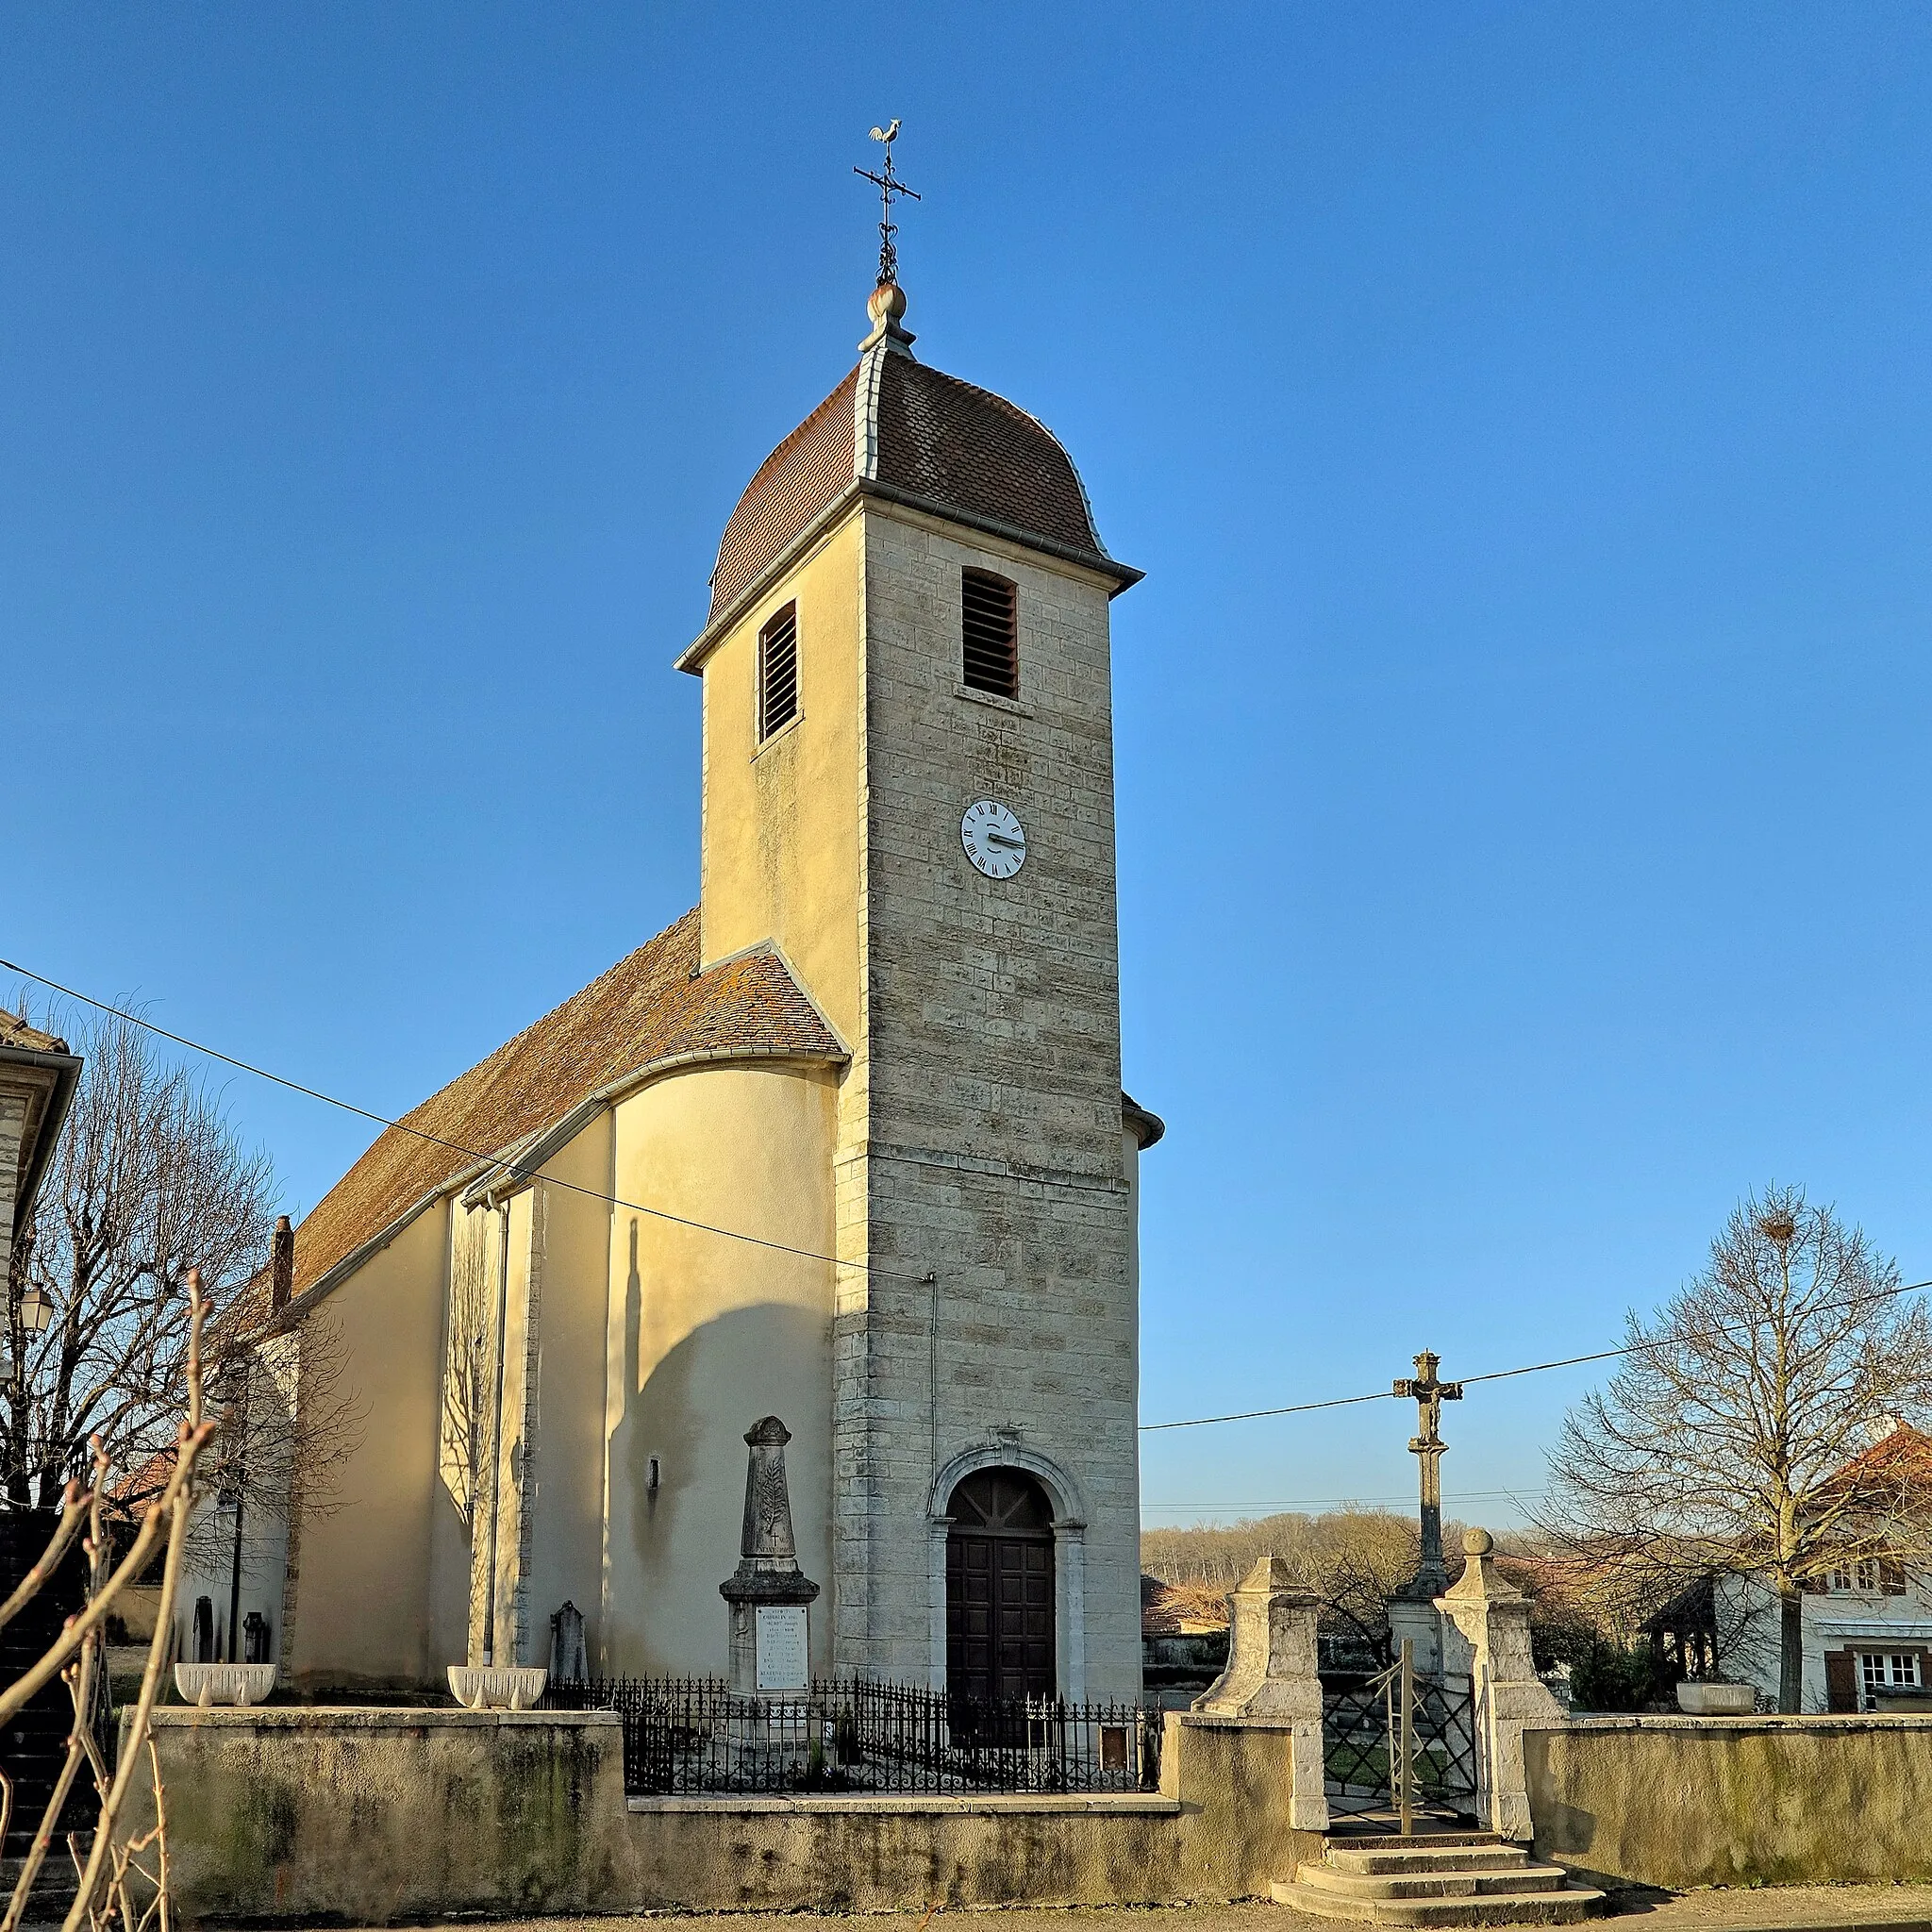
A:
1142 1507 1429 1658
0 1273 216 1932
6 1004 277 1507
181 1291 363 1642
1543 1185 1932 1711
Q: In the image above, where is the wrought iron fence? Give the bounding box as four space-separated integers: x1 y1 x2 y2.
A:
541 1674 1163 1796
1321 1663 1477 1821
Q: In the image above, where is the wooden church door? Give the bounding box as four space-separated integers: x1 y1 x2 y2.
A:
945 1468 1056 1704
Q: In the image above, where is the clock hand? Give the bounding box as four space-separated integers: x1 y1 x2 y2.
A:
984 832 1023 849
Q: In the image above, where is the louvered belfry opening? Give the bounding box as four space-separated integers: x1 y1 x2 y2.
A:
960 568 1019 699
758 602 798 741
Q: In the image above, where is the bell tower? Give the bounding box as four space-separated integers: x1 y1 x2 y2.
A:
678 270 1157 1700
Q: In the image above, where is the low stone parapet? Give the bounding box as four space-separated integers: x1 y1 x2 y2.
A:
134 1706 1323 1922
131 1707 626 1924
1527 1713 1932 1891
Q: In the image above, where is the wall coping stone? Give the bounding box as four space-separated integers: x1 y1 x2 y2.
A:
146 1707 620 1732
1174 1712 1299 1733
626 1793 1183 1815
1541 1713 1932 1734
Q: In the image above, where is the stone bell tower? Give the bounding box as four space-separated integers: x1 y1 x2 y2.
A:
678 273 1157 1701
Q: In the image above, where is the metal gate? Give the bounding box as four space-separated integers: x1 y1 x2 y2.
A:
1322 1641 1478 1826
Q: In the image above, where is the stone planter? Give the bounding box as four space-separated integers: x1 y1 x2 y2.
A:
174 1662 276 1707
447 1665 547 1710
1675 1679 1756 1715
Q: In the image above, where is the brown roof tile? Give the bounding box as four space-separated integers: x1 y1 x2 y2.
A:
1823 1422 1932 1504
0 1011 70 1056
710 370 860 617
291 910 842 1298
875 358 1099 558
705 339 1127 630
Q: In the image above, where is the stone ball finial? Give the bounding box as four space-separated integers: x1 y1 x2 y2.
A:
1464 1526 1494 1557
869 280 908 325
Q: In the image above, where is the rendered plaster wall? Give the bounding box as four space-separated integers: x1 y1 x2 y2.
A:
283 1205 449 1695
1527 1715 1932 1890
520 1116 615 1667
0 1089 25 1286
134 1709 627 1924
602 1060 839 1677
137 1709 1320 1924
696 508 866 1047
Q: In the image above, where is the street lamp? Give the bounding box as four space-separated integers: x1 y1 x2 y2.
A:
8 1286 52 1394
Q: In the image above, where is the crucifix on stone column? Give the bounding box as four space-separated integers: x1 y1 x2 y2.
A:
1392 1349 1462 1598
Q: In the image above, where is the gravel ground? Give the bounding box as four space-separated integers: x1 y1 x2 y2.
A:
321 1891 1932 1932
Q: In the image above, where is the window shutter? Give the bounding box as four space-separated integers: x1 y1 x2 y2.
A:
758 604 798 741
960 570 1018 698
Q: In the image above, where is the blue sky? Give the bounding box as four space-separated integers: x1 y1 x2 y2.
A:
6 4 1931 1528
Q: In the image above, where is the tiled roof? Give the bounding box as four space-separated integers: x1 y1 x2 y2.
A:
706 323 1126 630
291 910 843 1299
1824 1422 1932 1502
0 1011 70 1056
710 371 861 618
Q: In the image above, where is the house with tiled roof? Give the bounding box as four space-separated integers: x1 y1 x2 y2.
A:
1647 1424 1932 1712
232 268 1163 1702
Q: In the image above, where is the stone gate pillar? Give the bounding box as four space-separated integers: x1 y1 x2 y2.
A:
1192 1555 1328 1831
1435 1528 1562 1840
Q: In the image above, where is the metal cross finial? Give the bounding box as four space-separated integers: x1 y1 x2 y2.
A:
855 119 920 288
1392 1348 1463 1597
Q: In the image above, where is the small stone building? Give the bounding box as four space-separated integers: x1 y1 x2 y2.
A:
247 275 1162 1703
0 1010 80 1292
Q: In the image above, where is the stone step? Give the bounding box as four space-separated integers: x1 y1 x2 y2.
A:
1327 1844 1532 1877
1270 1876 1604 1925
1335 1833 1508 1851
0 1855 82 1924
1296 1862 1574 1903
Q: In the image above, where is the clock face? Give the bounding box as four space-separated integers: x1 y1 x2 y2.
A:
960 799 1026 879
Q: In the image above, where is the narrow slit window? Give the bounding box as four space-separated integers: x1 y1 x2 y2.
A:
758 602 798 741
961 569 1018 699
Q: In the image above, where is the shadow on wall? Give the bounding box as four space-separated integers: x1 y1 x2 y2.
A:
605 1218 833 1677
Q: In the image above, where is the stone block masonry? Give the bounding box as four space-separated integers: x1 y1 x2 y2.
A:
832 502 1141 1698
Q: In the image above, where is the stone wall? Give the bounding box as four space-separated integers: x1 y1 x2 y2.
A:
134 1708 1320 1924
1527 1714 1932 1890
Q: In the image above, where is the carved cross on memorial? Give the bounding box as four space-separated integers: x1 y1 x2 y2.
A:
1392 1349 1463 1600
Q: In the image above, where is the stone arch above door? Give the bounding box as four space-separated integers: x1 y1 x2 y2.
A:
925 1444 1087 1698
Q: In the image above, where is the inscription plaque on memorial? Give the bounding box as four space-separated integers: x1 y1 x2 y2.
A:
755 1605 809 1690
721 1417 821 1695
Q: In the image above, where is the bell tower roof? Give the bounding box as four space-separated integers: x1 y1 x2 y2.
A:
683 283 1140 670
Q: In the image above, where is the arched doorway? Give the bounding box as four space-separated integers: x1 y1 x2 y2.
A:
945 1467 1056 1702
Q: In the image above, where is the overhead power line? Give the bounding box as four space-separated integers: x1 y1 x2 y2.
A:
1141 1487 1540 1513
0 958 936 1288
1138 1276 1932 1433
10 957 1925 1434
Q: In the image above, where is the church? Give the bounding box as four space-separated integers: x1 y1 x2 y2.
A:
236 258 1162 1707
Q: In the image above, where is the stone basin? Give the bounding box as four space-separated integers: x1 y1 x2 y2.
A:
447 1665 548 1710
1675 1679 1757 1714
175 1661 277 1707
